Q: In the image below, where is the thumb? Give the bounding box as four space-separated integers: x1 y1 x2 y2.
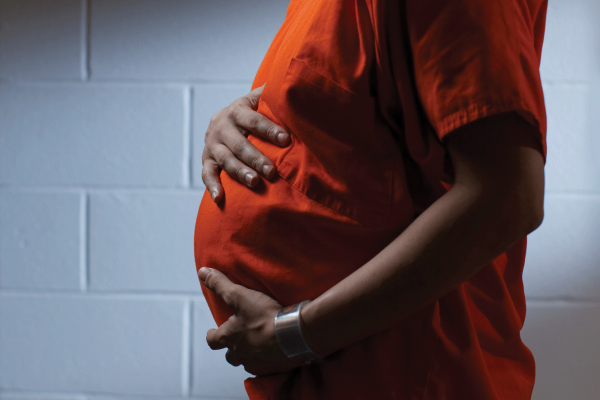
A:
198 267 239 309
245 84 265 110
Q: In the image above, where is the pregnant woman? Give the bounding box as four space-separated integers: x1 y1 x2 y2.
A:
195 0 548 399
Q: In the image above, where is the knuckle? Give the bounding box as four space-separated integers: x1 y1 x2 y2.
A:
208 111 225 129
231 98 245 108
232 139 247 155
201 167 212 180
223 287 239 306
206 332 218 349
207 325 232 350
216 331 229 346
206 272 221 290
204 129 215 145
234 165 247 180
246 94 259 110
228 314 239 325
246 113 261 130
214 151 230 168
250 154 265 170
201 145 210 159
201 161 217 177
266 125 279 141
230 102 246 119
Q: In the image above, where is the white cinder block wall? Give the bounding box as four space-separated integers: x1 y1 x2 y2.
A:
0 1 598 399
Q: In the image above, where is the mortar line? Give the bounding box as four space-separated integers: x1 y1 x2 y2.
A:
526 299 600 306
183 86 193 188
0 184 208 193
0 390 86 399
79 192 89 291
188 299 196 397
80 0 91 80
189 86 195 187
86 0 92 79
182 299 193 396
85 192 91 290
0 290 206 301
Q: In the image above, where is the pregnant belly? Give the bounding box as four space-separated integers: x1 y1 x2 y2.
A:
194 167 412 326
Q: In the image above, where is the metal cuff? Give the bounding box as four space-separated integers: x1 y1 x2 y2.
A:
274 300 324 365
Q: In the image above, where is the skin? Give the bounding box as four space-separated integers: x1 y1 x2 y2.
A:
202 85 289 203
198 88 545 376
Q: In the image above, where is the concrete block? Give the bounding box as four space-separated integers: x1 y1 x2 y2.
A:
0 0 82 80
521 303 600 400
192 299 252 398
89 0 288 81
542 83 600 193
0 294 185 395
192 84 251 188
0 190 81 290
540 0 600 82
89 191 203 292
0 84 185 186
523 195 600 299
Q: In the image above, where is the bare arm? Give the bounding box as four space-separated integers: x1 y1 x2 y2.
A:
198 112 545 374
300 112 544 355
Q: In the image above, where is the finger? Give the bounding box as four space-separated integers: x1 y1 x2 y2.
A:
201 157 224 203
245 85 264 110
234 100 290 147
206 327 228 350
212 143 261 188
219 128 276 179
198 267 239 309
225 349 243 367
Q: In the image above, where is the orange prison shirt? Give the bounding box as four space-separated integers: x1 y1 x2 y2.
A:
194 0 548 399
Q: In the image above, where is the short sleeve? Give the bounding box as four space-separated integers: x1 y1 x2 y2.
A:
406 0 548 159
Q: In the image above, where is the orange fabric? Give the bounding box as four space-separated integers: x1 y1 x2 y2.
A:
194 0 547 399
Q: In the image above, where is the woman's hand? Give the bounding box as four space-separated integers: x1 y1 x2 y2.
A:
198 267 299 376
202 85 290 203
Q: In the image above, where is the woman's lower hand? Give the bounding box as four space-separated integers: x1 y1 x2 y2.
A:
201 85 290 204
198 267 299 376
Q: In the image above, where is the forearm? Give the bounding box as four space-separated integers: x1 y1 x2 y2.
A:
301 181 540 357
198 112 544 375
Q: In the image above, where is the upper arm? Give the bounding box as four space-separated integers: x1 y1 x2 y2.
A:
445 111 545 232
407 0 548 152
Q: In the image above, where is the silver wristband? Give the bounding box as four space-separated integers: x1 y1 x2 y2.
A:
274 300 324 365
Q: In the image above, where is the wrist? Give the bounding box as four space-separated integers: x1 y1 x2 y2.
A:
274 301 324 365
298 299 331 358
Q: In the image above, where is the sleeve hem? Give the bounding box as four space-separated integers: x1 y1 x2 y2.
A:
435 101 547 162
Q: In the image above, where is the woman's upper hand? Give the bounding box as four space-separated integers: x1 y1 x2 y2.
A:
202 85 290 203
198 267 300 376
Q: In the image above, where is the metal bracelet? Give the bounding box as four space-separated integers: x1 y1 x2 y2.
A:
274 300 324 365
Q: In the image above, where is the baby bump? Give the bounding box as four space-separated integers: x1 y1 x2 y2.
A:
194 93 415 326
194 166 411 325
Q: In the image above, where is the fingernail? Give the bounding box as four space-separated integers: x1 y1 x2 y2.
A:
211 190 218 201
262 165 273 178
245 173 254 185
277 132 288 144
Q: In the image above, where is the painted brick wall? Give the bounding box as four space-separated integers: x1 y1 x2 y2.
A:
0 1 598 399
